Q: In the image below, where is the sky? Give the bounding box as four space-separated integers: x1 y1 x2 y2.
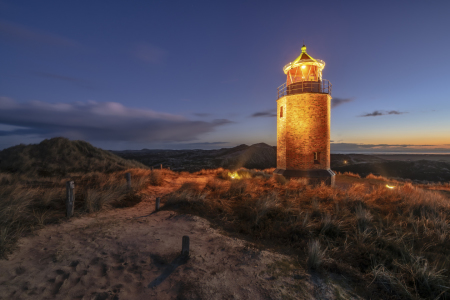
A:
1 0 450 152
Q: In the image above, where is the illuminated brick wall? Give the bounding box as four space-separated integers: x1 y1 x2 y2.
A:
277 93 331 170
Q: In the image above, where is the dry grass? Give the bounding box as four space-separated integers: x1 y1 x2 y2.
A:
0 168 149 258
307 239 326 270
366 173 388 180
342 171 361 178
161 172 450 300
2 165 449 299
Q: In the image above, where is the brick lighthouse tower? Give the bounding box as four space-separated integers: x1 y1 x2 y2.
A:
273 45 335 186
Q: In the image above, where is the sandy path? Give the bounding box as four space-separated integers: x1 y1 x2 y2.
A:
0 197 315 300
0 175 365 300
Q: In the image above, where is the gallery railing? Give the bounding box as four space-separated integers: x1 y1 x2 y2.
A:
277 80 332 99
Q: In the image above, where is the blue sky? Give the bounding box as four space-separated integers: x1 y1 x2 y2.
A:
1 0 449 152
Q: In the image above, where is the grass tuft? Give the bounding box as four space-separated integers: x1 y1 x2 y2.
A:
307 239 325 270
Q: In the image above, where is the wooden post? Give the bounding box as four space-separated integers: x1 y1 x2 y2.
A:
66 181 75 217
151 166 153 171
168 167 170 171
160 164 162 170
125 172 131 188
181 236 190 257
155 197 160 211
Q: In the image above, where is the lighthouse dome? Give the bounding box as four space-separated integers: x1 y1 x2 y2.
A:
283 45 325 75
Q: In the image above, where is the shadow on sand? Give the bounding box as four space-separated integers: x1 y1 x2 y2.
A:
148 254 189 288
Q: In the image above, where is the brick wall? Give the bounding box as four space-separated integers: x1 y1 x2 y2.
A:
276 97 287 169
276 93 331 170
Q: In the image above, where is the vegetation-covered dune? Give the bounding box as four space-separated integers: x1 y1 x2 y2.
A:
0 137 147 176
333 160 450 183
1 138 449 299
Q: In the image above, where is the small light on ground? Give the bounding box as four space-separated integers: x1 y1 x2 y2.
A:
386 184 395 189
228 171 241 180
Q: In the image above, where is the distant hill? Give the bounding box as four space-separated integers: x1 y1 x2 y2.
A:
0 137 147 176
218 143 276 169
112 143 277 171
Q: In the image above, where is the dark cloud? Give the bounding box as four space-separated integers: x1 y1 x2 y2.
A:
0 20 81 48
0 97 232 143
360 110 407 117
34 72 94 89
251 109 277 118
331 98 354 108
132 42 166 64
387 110 404 115
193 113 211 117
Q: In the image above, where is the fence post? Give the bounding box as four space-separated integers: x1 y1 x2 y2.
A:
125 172 131 188
181 236 190 257
66 181 75 217
155 197 160 211
160 164 162 170
151 166 153 171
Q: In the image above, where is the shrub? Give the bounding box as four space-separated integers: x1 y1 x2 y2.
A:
355 204 372 232
366 173 387 181
273 174 288 185
342 172 361 178
227 180 247 197
0 168 149 259
149 170 164 186
253 191 280 226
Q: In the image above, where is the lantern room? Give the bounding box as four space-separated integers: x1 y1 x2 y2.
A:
277 45 331 98
283 45 324 85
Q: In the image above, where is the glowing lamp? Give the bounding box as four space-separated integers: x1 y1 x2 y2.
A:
282 45 325 86
228 171 241 180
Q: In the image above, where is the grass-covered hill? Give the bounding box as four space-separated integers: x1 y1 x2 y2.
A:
113 143 277 171
218 143 276 169
0 137 147 176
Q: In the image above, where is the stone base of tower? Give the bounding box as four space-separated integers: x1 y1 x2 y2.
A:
273 169 335 186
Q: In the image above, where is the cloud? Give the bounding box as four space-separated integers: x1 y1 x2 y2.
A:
193 113 211 117
386 110 404 115
331 98 353 109
251 109 277 118
360 110 407 117
0 20 81 48
34 72 94 89
132 42 166 64
0 97 232 143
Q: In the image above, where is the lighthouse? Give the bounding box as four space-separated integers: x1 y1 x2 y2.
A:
273 45 335 186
